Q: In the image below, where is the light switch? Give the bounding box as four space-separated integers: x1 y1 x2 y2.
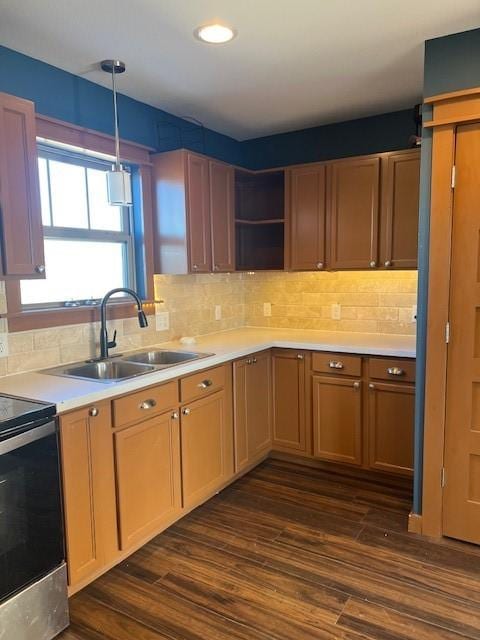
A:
331 303 341 320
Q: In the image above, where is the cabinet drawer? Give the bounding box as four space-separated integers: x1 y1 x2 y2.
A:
180 365 227 403
369 357 415 383
312 352 362 377
112 381 178 428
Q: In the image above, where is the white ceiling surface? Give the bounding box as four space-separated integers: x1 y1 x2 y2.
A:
0 1 479 140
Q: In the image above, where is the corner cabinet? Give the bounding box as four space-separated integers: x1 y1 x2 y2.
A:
152 149 234 274
0 92 45 277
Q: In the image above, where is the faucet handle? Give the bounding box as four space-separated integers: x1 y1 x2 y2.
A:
107 329 117 350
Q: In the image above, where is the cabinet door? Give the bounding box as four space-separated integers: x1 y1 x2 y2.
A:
328 157 380 269
313 375 362 465
59 402 118 587
114 411 182 551
288 165 326 270
186 152 211 272
210 160 235 272
233 353 272 472
272 350 307 453
0 93 45 277
367 382 414 475
181 390 233 508
381 150 420 269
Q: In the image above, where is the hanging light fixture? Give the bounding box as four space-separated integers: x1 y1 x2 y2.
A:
101 59 133 206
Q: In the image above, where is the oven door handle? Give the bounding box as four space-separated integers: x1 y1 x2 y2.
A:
0 421 56 456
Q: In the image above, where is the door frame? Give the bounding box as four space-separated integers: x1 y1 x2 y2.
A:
421 87 480 537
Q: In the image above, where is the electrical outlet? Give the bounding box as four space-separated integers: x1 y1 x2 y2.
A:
411 304 417 323
156 312 169 331
331 303 341 320
0 333 9 358
263 302 272 317
215 305 222 321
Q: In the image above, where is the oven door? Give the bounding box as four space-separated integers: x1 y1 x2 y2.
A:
0 420 64 603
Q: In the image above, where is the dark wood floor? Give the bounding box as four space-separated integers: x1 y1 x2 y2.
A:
60 459 480 640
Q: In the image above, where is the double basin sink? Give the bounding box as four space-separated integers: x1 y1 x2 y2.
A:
44 349 212 383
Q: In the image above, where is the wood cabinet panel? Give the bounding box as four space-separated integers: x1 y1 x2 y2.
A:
59 402 118 587
114 410 181 550
0 92 45 277
233 351 272 472
287 164 326 270
186 153 211 272
181 390 233 509
210 160 235 272
313 375 363 465
112 381 178 429
272 349 307 453
367 381 414 476
180 364 226 403
381 150 420 269
369 357 416 383
312 352 362 377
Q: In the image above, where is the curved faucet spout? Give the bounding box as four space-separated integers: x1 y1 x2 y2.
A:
99 288 148 360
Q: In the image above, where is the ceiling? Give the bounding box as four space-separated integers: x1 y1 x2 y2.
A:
0 1 479 140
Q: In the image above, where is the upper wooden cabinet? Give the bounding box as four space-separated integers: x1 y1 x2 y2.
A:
380 150 420 269
327 156 381 270
286 164 326 271
152 149 234 274
0 92 45 277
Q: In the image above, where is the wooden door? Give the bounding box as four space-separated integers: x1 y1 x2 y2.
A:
381 150 420 269
233 352 272 472
288 165 326 270
181 390 232 508
443 122 480 544
59 403 118 587
210 160 235 272
313 375 362 465
114 410 181 551
0 92 45 277
367 382 414 476
328 156 380 269
186 152 211 272
272 349 307 453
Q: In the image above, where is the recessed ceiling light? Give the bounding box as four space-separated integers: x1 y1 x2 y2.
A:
194 23 236 44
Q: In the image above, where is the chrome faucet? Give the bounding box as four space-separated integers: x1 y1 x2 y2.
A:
99 288 148 360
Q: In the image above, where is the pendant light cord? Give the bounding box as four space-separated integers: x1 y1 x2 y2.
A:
111 66 121 170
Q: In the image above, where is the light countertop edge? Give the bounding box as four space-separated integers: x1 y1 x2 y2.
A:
0 327 416 413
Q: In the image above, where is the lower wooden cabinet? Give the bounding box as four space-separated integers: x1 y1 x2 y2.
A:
312 375 363 465
114 410 182 551
181 388 234 509
367 381 415 476
59 402 118 588
272 349 308 454
233 351 272 472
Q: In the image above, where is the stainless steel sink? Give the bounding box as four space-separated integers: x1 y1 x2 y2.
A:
44 359 155 383
121 350 211 367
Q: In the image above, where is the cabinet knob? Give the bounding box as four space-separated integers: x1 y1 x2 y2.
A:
252 357 257 364
384 260 392 268
369 260 377 268
297 354 304 360
197 379 213 389
246 359 252 365
316 262 324 270
369 383 375 389
139 399 157 410
182 407 191 416
214 264 220 271
387 367 405 377
35 264 45 274
353 382 360 389
192 264 199 271
88 407 99 417
171 411 179 420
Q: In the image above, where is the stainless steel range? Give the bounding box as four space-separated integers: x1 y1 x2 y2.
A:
0 394 68 639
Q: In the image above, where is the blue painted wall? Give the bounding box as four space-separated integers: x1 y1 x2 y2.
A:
243 109 416 170
0 45 415 170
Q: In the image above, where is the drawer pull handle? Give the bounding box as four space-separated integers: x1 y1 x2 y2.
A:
246 359 252 365
297 354 304 360
252 357 257 364
387 367 405 376
182 407 191 416
197 379 213 389
139 399 157 410
329 361 344 369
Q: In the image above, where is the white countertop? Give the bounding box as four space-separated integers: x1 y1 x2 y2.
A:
0 327 416 413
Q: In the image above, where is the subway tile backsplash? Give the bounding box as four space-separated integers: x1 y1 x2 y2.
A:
0 270 417 376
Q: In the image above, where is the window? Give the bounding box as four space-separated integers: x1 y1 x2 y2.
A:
20 148 135 308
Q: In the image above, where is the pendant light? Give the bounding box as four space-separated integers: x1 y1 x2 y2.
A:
101 59 133 206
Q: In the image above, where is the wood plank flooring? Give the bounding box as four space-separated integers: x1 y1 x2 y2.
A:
60 459 480 640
